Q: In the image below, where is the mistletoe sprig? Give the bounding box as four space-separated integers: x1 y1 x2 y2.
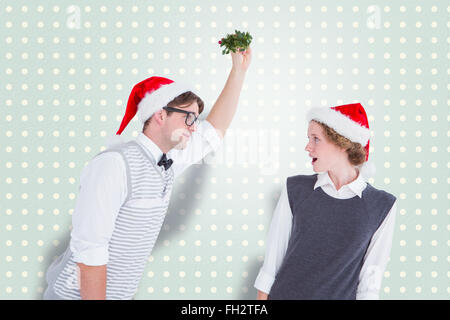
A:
218 30 253 55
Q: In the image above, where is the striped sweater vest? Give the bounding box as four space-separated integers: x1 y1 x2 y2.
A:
44 141 174 299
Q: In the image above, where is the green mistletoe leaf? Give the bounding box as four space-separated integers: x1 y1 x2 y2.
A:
218 30 253 55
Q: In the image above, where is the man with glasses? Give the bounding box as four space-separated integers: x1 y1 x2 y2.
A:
43 47 252 300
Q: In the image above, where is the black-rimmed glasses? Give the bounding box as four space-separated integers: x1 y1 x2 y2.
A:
163 106 199 127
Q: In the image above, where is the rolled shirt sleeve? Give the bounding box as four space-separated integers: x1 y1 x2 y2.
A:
357 201 397 299
169 119 223 178
70 152 127 266
254 181 293 294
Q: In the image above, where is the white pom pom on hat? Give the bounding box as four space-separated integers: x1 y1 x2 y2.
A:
357 160 376 181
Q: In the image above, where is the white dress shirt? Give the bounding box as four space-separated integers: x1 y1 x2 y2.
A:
69 120 222 266
254 170 397 300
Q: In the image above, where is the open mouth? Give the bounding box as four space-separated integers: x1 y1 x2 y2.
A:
312 157 318 164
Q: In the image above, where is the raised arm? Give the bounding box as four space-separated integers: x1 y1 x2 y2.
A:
206 47 252 138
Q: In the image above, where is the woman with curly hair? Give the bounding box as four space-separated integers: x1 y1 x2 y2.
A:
255 103 397 300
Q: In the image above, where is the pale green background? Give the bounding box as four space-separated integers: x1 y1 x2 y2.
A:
0 0 448 299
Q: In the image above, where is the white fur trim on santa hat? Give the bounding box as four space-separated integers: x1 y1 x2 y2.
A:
306 107 370 146
137 81 196 124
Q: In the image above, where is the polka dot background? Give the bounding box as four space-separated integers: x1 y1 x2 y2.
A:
0 1 448 299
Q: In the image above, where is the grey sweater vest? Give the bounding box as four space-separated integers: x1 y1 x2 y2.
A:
44 141 174 300
269 174 396 300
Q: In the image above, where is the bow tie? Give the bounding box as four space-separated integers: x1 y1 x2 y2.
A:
157 153 173 170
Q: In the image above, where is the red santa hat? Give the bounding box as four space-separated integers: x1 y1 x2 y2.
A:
117 76 195 135
306 103 376 180
106 76 195 147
